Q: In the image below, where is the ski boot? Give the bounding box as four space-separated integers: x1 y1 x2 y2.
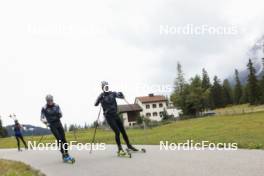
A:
127 145 139 152
62 154 75 164
117 149 132 158
127 145 146 153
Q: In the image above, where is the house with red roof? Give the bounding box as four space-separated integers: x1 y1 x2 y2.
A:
118 93 180 127
135 93 168 121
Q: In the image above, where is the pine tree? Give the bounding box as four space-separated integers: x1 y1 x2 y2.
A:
84 122 88 129
188 75 204 115
201 68 211 110
0 118 7 138
202 68 211 90
0 118 3 137
259 58 264 104
171 62 188 114
211 76 224 108
247 59 260 105
69 124 75 131
234 69 243 104
222 79 233 105
174 62 185 94
240 85 249 104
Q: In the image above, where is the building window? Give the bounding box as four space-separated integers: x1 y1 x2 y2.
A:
159 103 163 108
159 112 163 117
146 104 150 109
152 104 157 108
146 113 151 117
153 112 158 116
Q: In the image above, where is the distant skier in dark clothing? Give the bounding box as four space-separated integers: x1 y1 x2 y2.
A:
95 81 138 155
41 95 74 163
14 120 28 151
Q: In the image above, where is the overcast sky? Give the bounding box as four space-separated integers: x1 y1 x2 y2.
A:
0 0 264 126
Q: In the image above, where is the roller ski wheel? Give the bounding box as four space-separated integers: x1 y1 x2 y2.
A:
63 156 76 164
117 149 132 158
141 148 146 153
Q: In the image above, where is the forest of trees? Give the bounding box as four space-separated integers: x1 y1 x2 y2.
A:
171 58 264 116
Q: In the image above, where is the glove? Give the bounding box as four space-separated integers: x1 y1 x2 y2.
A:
41 118 50 127
118 92 125 98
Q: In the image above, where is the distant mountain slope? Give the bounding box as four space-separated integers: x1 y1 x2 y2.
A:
230 36 264 85
5 124 51 136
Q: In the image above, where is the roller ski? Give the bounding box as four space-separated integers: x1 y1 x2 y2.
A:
127 145 146 153
63 155 76 164
117 149 132 158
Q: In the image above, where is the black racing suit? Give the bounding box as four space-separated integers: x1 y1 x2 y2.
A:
41 104 68 156
95 91 131 150
14 123 28 150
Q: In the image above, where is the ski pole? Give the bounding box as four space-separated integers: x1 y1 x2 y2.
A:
9 113 25 132
37 135 45 144
38 123 49 144
90 106 102 154
123 98 137 116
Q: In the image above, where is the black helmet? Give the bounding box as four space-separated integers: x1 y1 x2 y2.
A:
101 81 109 88
46 94 54 102
101 81 109 92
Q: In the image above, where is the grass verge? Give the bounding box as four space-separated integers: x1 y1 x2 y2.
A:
0 159 45 176
1 111 264 149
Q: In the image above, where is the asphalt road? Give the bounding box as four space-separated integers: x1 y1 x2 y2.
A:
1 145 264 176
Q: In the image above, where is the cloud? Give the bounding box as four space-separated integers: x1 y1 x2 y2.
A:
107 0 264 80
0 0 264 126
